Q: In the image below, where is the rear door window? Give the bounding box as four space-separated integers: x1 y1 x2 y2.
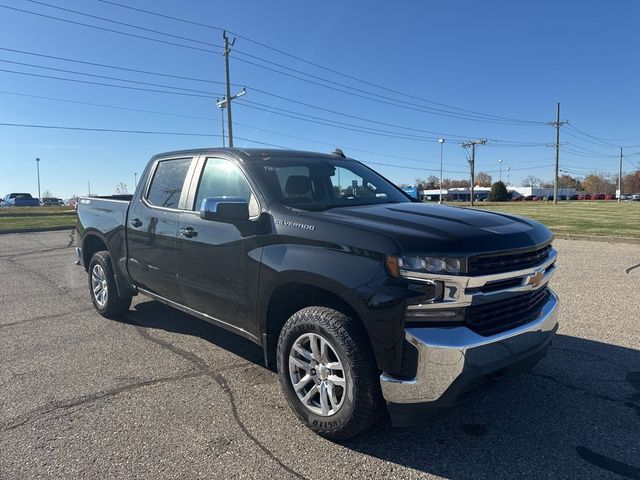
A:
146 158 192 209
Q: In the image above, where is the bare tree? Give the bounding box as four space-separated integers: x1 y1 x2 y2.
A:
426 175 440 189
115 182 129 195
522 176 540 187
475 172 492 187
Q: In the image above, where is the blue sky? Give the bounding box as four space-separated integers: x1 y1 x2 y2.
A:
0 0 638 198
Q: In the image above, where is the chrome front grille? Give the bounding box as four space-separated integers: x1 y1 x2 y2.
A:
465 287 551 336
468 244 552 276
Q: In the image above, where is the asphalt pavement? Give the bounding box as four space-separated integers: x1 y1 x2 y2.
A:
1 231 639 479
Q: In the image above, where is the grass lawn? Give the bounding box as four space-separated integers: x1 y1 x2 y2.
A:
0 201 638 239
0 206 74 216
0 207 76 231
461 201 640 239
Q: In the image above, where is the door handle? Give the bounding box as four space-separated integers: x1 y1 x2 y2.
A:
179 226 198 238
130 218 143 228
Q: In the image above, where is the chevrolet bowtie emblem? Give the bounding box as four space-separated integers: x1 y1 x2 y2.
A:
524 269 545 288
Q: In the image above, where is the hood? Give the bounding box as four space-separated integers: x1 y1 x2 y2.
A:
316 202 553 256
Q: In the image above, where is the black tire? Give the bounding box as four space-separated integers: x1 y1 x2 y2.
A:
277 306 382 440
88 250 132 318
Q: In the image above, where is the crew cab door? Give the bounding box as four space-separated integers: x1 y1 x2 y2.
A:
126 155 196 301
176 156 262 337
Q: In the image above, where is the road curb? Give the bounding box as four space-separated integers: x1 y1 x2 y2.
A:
0 225 75 235
555 233 640 244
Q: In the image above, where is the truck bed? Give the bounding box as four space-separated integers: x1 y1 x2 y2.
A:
77 196 131 238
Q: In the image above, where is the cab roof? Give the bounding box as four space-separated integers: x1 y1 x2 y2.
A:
150 147 351 162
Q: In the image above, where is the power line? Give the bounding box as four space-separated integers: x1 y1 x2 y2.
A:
565 142 619 157
236 100 462 142
0 86 554 174
0 89 216 121
234 121 472 171
567 124 640 143
23 0 219 50
7 0 545 126
0 46 232 87
0 58 223 95
0 3 222 55
0 45 550 144
0 66 537 148
0 67 219 98
0 121 292 147
231 52 542 126
93 0 546 125
0 119 554 176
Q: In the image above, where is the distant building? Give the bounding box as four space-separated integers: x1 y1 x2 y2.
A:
420 187 491 202
511 186 576 198
420 185 578 201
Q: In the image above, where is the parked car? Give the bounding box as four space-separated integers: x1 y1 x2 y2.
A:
41 197 65 206
1 193 40 207
76 148 559 439
591 193 606 200
632 194 640 201
577 195 587 200
524 195 539 201
559 195 567 201
604 194 616 201
570 195 580 200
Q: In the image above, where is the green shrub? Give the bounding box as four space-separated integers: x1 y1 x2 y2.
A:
488 181 510 202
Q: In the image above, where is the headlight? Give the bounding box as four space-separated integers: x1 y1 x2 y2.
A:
385 255 465 277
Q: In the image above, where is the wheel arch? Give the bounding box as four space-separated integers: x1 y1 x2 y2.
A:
81 229 136 298
260 275 372 370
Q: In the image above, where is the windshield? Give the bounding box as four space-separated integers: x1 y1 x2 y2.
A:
258 156 412 211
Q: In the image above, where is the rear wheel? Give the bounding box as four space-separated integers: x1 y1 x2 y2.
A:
277 306 382 440
88 251 131 318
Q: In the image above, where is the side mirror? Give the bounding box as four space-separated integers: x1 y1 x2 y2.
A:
200 197 250 223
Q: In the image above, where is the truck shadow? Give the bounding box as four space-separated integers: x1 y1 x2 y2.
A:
345 334 640 479
121 299 640 479
123 299 265 365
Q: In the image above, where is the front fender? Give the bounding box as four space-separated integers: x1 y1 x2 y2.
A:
257 243 409 373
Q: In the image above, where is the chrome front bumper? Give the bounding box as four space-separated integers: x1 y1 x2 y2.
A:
380 290 559 409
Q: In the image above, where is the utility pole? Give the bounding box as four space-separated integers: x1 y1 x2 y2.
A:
88 181 91 197
223 31 234 147
498 158 503 183
216 99 226 147
438 138 445 204
220 31 247 147
134 172 138 188
549 102 568 205
618 147 623 203
35 157 41 201
462 139 487 206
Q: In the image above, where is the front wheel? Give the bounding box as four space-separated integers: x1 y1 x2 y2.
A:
88 250 132 318
277 307 382 440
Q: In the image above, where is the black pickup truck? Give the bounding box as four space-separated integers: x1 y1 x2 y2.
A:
76 148 559 439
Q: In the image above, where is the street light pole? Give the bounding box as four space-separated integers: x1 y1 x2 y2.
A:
498 158 503 183
35 157 41 201
438 138 445 204
506 166 511 187
134 172 138 188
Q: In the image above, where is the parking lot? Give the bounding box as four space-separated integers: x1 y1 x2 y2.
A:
1 230 639 479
